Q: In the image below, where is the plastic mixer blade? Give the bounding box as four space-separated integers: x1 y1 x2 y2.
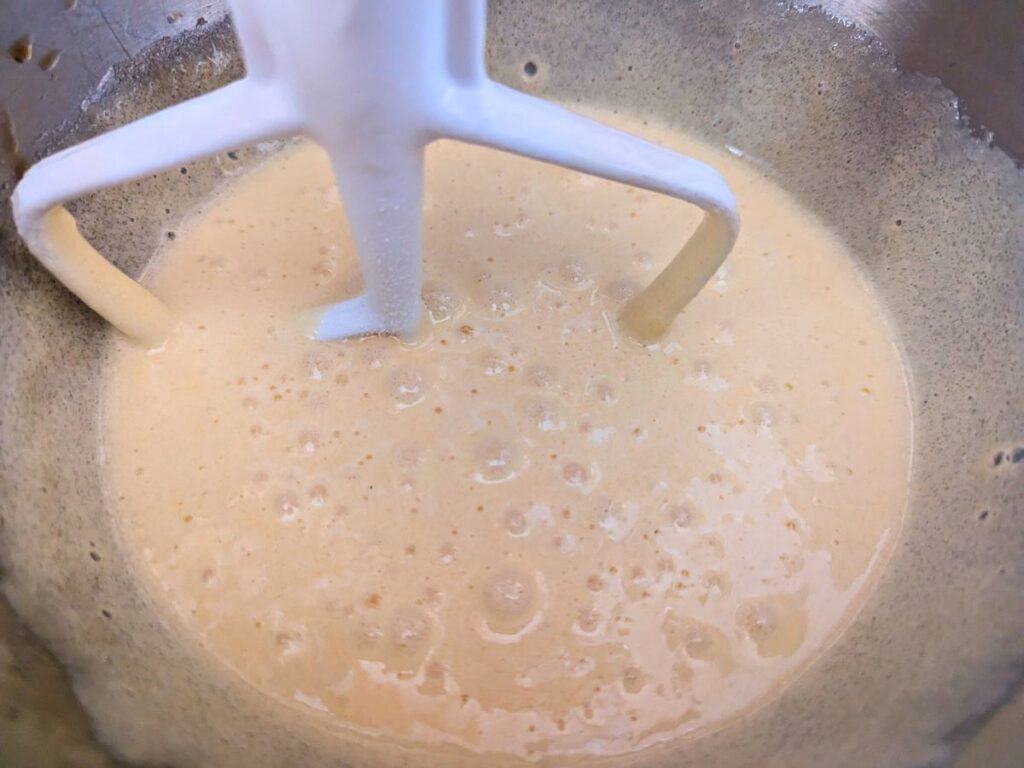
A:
11 0 739 346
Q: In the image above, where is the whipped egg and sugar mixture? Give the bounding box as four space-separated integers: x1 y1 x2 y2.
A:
101 117 911 763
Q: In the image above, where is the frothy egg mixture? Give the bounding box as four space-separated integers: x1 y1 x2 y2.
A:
101 116 911 763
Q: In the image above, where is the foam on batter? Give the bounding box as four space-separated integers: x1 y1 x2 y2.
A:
101 117 911 762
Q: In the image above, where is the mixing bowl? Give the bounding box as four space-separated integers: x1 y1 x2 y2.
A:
0 1 1021 766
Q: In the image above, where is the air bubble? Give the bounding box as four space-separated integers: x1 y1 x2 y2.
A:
586 377 619 405
524 363 558 390
356 619 384 645
390 607 432 650
306 392 330 412
749 402 776 429
312 257 336 280
504 508 528 536
276 493 301 522
359 344 389 370
387 367 427 407
398 444 423 468
522 398 564 432
298 431 321 454
738 602 774 644
438 543 456 564
308 484 328 507
736 595 808 657
562 461 590 488
422 284 463 324
602 279 641 303
697 533 726 559
303 354 331 380
482 568 536 619
422 661 446 695
540 258 593 292
702 571 732 598
684 626 711 658
622 665 646 694
477 349 509 376
473 435 520 483
485 285 518 316
275 631 305 657
559 259 590 287
713 263 731 291
665 502 702 529
575 607 601 634
598 500 637 541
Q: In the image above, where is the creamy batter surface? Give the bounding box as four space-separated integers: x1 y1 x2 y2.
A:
101 119 911 763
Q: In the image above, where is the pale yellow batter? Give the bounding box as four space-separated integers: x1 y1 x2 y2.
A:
101 119 911 763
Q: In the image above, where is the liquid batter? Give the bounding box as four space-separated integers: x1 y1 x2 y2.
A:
101 119 911 763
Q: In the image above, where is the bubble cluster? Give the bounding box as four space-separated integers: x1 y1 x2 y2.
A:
100 124 915 759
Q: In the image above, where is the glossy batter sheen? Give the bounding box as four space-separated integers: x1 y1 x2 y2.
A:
102 119 911 763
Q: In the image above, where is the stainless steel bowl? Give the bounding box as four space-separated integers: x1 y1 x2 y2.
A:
1 2 1021 766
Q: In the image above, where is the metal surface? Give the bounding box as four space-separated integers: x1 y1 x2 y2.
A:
1 0 226 190
814 0 1024 159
